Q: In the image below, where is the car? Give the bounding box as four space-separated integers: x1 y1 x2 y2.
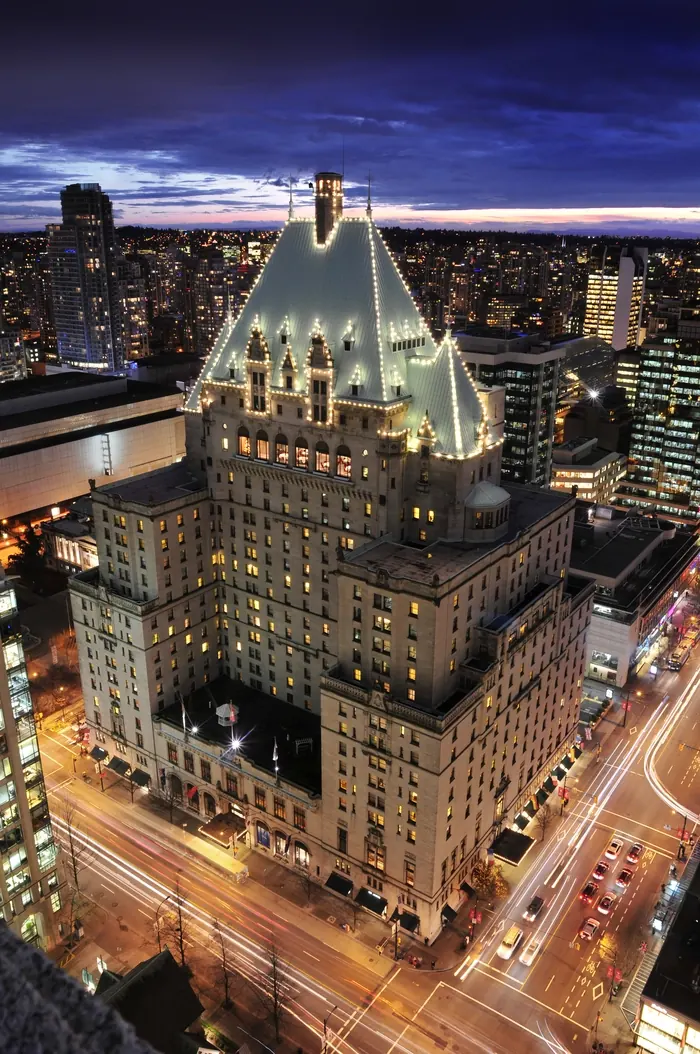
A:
579 881 599 904
605 838 624 860
592 861 610 881
627 843 644 865
616 868 634 889
523 895 545 922
497 925 524 960
597 892 617 915
519 937 541 966
579 918 600 941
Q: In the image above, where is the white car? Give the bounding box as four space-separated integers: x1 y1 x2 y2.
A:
519 936 541 966
497 925 524 960
597 892 617 916
605 837 624 860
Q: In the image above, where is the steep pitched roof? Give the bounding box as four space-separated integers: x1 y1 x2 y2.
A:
188 217 487 457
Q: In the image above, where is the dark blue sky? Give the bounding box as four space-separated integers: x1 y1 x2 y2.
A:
3 0 700 232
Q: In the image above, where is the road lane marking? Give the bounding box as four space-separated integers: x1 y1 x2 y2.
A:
332 965 400 1047
302 950 320 961
545 974 555 992
101 883 116 895
137 908 151 919
384 983 438 1054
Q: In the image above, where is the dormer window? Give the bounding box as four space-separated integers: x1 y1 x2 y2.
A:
351 383 359 397
251 370 266 412
285 375 293 390
281 333 287 344
344 339 352 351
313 379 328 422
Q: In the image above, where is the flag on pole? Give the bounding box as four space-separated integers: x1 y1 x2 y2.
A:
273 738 278 764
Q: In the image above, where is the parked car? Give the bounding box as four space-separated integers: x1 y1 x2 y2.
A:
597 892 617 915
579 918 600 941
523 896 545 922
519 937 541 966
605 838 624 860
616 868 634 889
580 881 599 904
592 861 610 881
627 843 644 865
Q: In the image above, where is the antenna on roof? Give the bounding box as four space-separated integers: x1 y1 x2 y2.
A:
288 175 295 220
366 172 372 220
341 136 345 180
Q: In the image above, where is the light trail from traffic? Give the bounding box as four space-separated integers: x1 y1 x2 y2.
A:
52 815 427 1054
644 665 700 824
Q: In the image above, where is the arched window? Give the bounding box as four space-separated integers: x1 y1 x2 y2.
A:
295 841 310 869
336 444 352 478
256 430 269 461
203 792 216 817
256 821 270 849
275 435 289 465
295 438 309 469
185 784 199 811
238 427 250 457
315 441 330 474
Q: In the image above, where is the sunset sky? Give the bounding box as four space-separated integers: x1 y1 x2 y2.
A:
3 0 700 234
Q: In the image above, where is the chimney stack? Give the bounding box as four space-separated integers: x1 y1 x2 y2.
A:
315 171 343 244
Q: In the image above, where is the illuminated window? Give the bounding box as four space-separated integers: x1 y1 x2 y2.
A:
336 445 352 478
256 430 269 460
275 435 289 464
238 427 251 457
295 438 309 468
315 442 330 473
427 510 435 523
409 602 419 617
412 507 420 520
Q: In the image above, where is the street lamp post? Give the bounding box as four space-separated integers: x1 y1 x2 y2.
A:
622 689 642 729
322 1005 339 1054
155 894 171 953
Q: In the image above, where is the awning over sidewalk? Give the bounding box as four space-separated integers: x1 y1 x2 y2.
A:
523 800 537 818
572 744 583 759
89 745 108 762
441 904 457 924
543 776 555 794
129 768 151 788
390 908 420 933
198 810 246 848
355 887 388 916
513 814 530 831
490 828 535 866
107 756 130 776
460 881 476 898
535 787 548 806
561 755 574 771
325 871 353 898
553 764 566 781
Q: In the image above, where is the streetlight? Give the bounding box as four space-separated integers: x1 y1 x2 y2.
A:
322 1005 339 1054
155 894 171 953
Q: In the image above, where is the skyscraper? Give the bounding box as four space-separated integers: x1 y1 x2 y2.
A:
584 246 647 351
0 566 59 948
48 184 123 370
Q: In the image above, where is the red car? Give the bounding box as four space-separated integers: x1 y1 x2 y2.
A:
616 868 634 889
580 881 599 904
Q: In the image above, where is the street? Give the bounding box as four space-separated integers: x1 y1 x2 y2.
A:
40 653 700 1054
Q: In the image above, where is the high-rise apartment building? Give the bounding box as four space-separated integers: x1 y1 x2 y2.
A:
0 567 59 948
48 184 123 370
117 257 149 358
190 247 228 357
0 323 26 383
584 246 647 351
71 174 592 942
620 338 700 521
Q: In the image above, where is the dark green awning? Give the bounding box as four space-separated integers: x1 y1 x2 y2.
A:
543 776 555 794
107 756 130 776
89 745 107 761
513 813 530 831
326 872 353 897
355 887 387 916
129 768 151 787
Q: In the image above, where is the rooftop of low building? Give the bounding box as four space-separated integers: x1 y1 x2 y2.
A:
344 483 572 589
156 675 322 796
642 855 700 1025
94 461 204 509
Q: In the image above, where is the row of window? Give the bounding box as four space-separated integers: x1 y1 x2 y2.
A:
230 430 353 477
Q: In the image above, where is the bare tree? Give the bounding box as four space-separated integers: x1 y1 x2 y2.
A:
62 805 94 896
534 802 552 842
248 941 287 1042
298 868 315 906
161 775 180 824
212 918 234 1009
266 942 286 1042
160 878 192 975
